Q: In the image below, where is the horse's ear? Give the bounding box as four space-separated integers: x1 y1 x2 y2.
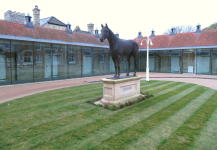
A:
106 23 108 28
101 24 104 28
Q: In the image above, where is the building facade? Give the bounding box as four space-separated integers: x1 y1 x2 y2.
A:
135 26 217 75
0 8 217 86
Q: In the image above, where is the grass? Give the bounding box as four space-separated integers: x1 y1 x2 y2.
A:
0 80 217 150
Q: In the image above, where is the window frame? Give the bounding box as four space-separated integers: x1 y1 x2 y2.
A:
36 43 41 51
22 50 33 65
99 54 104 64
35 55 42 63
68 52 76 64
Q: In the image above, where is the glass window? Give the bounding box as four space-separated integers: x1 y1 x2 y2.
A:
52 44 68 80
35 55 42 63
0 40 10 86
5 43 10 49
11 41 34 84
212 49 217 75
182 49 196 74
93 47 103 76
68 46 81 78
36 43 41 51
196 49 211 74
99 54 104 63
159 50 170 73
170 50 182 73
68 52 76 64
83 47 93 77
23 50 33 64
34 43 52 82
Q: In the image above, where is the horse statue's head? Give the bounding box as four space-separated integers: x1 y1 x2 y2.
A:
100 24 109 42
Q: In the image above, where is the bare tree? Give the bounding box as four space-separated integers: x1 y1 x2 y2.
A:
162 25 196 34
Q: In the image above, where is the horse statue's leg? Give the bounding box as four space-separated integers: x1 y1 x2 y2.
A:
117 56 121 78
126 55 131 76
112 56 117 78
133 54 138 76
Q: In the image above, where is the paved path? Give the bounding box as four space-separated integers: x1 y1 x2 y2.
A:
0 72 217 104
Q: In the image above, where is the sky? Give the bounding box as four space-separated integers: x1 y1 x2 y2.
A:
0 0 217 40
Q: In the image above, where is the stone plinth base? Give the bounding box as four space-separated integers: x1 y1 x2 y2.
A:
101 76 142 106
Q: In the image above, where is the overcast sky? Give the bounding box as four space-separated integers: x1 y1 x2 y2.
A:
0 0 216 39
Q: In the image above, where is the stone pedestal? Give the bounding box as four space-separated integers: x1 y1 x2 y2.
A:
101 76 142 106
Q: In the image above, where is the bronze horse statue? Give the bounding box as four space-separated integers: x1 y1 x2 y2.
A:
100 24 139 78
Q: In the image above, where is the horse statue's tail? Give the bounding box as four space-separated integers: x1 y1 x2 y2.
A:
133 41 139 54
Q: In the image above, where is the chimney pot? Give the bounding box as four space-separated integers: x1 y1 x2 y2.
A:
66 22 73 35
195 23 201 34
137 31 142 39
170 28 176 36
95 28 100 38
25 13 34 29
150 29 155 38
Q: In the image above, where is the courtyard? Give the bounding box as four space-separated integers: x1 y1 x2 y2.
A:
0 73 217 149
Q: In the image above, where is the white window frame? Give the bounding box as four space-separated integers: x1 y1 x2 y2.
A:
36 43 41 51
99 54 104 63
22 50 33 65
35 55 42 63
68 52 76 64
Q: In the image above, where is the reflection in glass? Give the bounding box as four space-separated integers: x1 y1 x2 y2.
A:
52 44 68 80
34 43 52 82
159 50 170 73
212 49 217 75
170 50 182 73
68 46 81 78
11 41 34 84
82 47 93 77
196 49 211 74
0 40 10 85
183 49 195 74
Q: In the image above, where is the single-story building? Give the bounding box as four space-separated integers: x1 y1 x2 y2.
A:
0 6 217 86
135 25 217 75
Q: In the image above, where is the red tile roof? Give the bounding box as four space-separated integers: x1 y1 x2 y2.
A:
134 30 217 49
0 20 109 46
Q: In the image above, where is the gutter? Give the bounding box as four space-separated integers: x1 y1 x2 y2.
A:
139 45 217 51
0 34 109 49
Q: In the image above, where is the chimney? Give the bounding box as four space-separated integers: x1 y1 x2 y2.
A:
95 28 100 38
32 5 40 26
87 23 94 34
170 28 176 36
137 31 142 39
150 29 155 38
195 23 202 34
115 32 119 38
25 13 34 29
66 21 73 35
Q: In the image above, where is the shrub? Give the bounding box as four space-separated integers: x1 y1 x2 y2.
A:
96 104 103 107
109 105 119 111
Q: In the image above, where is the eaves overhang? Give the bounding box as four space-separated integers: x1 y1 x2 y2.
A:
0 34 109 49
139 45 217 51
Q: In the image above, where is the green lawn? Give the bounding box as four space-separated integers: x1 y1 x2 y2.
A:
0 80 217 150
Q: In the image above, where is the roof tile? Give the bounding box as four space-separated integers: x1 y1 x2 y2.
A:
134 30 217 49
0 20 109 46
